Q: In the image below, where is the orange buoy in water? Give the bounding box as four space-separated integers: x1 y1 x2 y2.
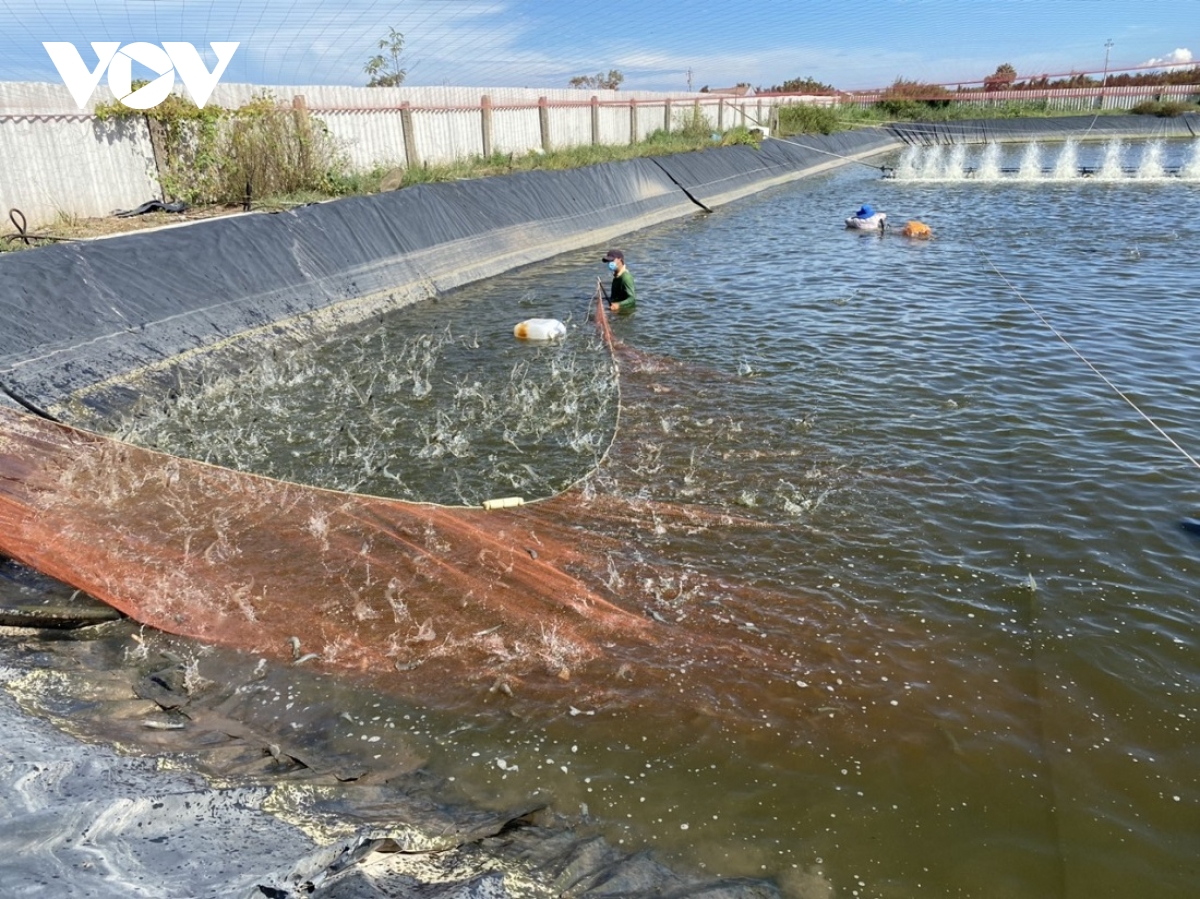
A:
900 220 932 239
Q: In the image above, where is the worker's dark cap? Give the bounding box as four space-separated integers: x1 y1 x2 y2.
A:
602 249 624 262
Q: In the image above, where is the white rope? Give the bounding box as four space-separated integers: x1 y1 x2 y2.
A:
770 133 890 171
737 107 889 171
977 246 1200 472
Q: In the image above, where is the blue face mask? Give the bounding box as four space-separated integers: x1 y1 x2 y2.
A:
607 261 618 272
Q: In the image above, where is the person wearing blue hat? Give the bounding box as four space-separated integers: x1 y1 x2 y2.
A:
846 203 886 231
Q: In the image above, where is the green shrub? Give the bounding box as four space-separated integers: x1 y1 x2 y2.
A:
876 98 932 119
673 104 714 140
1130 99 1199 117
719 126 762 147
324 164 391 196
777 103 843 135
953 99 1052 118
214 94 348 202
96 90 351 205
878 78 952 113
96 89 225 203
864 97 1070 123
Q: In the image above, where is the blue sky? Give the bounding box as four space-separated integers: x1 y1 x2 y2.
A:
2 0 1197 92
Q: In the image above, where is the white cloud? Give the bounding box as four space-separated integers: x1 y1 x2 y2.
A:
1141 48 1194 69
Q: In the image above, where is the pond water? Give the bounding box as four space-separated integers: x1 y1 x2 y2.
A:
25 138 1200 897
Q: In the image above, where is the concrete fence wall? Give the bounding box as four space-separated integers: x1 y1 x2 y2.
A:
1 82 794 228
0 83 163 228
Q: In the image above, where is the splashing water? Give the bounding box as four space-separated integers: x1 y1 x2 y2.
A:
1135 140 1167 180
892 137 1200 182
1182 139 1200 178
1051 138 1079 179
1097 138 1126 180
1016 141 1043 180
68 320 617 506
976 141 1002 179
0 330 946 745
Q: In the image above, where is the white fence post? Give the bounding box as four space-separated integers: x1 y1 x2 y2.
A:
480 94 493 158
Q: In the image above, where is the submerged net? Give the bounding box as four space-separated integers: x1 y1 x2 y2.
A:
0 288 972 739
66 317 620 506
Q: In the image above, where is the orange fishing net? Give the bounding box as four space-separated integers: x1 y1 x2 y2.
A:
0 289 926 732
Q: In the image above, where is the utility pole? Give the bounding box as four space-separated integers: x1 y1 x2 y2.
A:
1101 38 1113 108
686 68 693 92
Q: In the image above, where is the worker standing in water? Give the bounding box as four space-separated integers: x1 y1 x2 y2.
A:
603 249 636 313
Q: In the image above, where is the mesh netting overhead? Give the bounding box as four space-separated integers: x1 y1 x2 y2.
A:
0 0 1160 92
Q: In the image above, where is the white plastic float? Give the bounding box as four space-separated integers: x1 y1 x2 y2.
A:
513 318 567 341
482 496 525 510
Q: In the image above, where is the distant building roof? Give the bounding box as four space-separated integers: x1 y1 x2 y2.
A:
706 84 754 97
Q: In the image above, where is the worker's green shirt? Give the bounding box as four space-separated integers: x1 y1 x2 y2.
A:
611 269 636 312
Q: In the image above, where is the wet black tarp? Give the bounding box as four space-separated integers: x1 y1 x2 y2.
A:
652 128 899 207
885 112 1200 145
0 623 785 899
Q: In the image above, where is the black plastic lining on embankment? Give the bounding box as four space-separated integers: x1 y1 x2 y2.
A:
0 128 898 416
886 112 1200 145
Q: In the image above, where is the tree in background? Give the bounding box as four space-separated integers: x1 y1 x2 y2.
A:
764 75 837 94
1059 71 1097 89
569 70 624 90
972 64 1200 93
882 77 952 102
984 63 1018 92
365 26 407 87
